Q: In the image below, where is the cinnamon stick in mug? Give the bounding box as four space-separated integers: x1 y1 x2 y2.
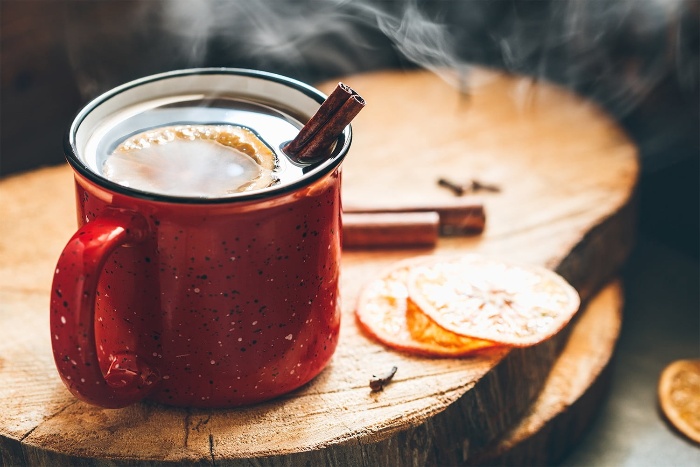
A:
343 199 485 235
342 212 439 249
284 83 365 160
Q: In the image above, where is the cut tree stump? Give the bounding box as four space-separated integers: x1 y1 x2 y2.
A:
0 68 638 465
470 280 624 465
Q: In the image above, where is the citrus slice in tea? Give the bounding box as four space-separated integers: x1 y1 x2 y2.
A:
658 359 700 444
406 255 580 347
104 124 279 197
355 257 500 357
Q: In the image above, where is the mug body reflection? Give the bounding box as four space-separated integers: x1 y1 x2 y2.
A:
50 69 350 408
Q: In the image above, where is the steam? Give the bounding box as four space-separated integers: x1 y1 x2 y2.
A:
65 0 698 167
156 0 697 115
372 2 460 75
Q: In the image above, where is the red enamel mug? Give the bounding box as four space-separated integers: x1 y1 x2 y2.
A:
50 69 350 408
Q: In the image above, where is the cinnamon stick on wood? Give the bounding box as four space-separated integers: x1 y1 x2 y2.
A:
343 199 486 235
343 212 439 249
283 83 365 160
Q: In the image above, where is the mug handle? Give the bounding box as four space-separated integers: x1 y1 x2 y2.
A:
50 209 159 408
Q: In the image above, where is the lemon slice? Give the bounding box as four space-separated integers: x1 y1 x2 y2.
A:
658 359 700 444
406 255 580 347
355 257 500 357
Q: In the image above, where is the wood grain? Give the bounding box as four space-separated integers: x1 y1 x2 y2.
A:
0 68 638 465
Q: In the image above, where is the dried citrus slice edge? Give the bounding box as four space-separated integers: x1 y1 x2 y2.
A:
658 359 700 444
406 254 581 347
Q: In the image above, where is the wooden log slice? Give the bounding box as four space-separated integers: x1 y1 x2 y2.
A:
0 68 638 465
470 280 624 465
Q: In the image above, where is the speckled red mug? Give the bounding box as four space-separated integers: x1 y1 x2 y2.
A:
51 69 350 408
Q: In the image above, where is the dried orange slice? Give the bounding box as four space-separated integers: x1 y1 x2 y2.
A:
658 359 700 444
406 255 580 347
355 258 500 357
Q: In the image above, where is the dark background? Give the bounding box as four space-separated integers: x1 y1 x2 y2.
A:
2 0 698 257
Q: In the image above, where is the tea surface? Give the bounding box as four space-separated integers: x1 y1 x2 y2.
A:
104 125 280 197
87 97 310 198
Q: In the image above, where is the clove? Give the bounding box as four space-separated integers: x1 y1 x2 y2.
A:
370 366 398 392
470 179 501 193
437 178 466 196
437 177 501 196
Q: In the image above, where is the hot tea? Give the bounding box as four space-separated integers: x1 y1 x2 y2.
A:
87 97 312 198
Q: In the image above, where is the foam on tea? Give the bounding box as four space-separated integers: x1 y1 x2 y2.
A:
103 125 278 197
